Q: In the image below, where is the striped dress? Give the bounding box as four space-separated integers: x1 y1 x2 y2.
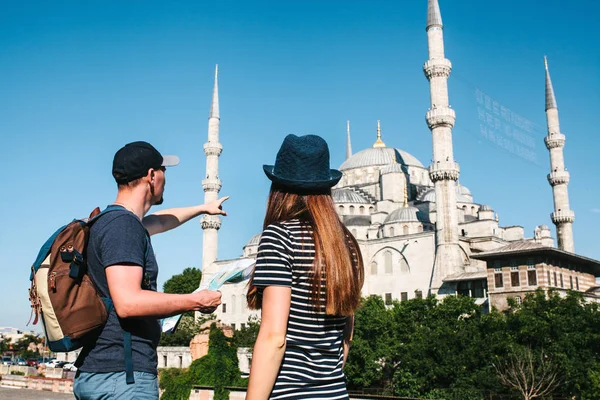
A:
253 219 349 400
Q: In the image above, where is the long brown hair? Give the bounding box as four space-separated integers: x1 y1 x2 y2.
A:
247 185 364 316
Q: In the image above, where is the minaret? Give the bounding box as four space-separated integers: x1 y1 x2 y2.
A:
346 121 352 160
423 0 463 291
201 65 223 281
544 57 575 252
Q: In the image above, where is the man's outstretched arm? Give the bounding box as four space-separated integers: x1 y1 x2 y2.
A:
106 264 221 318
142 196 229 236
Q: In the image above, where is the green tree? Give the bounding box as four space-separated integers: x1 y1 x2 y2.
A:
163 267 202 295
160 324 244 400
231 316 260 350
0 336 11 354
159 314 215 347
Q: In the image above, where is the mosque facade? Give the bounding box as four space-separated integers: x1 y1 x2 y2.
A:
197 0 599 329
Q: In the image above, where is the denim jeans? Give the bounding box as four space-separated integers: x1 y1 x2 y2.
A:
74 370 159 400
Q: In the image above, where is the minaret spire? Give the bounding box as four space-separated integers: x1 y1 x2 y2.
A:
201 64 224 283
544 56 557 110
346 120 352 160
423 0 463 291
209 64 219 118
427 0 443 30
373 120 386 148
544 57 575 252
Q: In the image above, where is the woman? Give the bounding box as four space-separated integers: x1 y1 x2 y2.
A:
246 134 364 400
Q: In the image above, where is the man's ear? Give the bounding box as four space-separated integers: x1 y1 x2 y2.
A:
146 168 155 182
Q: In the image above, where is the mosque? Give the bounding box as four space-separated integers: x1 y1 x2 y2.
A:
197 0 600 327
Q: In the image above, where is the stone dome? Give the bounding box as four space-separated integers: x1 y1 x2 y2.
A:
339 147 424 170
244 233 261 248
417 187 472 203
538 224 550 230
384 206 420 223
457 184 471 195
332 188 370 204
480 204 493 211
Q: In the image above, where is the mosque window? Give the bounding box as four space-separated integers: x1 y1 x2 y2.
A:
360 206 365 215
163 355 168 367
511 269 520 287
222 304 227 313
339 205 344 214
241 323 246 330
231 323 236 331
547 271 552 286
527 269 537 286
385 293 392 305
494 269 504 288
400 292 408 302
415 290 423 299
560 273 564 288
349 205 355 215
418 225 423 233
471 206 476 216
369 206 375 212
371 261 378 275
384 251 392 274
570 275 574 289
179 355 183 368
576 276 580 290
554 272 558 288
390 227 395 237
514 296 522 305
403 225 409 235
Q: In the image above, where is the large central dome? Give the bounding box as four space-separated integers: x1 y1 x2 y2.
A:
339 147 424 170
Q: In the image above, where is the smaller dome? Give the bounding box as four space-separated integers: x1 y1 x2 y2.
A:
244 233 261 248
480 204 493 211
538 224 550 230
458 184 471 195
380 164 405 175
384 206 420 224
332 188 370 204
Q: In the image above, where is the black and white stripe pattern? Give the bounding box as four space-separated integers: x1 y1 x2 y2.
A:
253 220 349 400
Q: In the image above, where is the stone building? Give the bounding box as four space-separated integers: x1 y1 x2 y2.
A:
195 0 600 324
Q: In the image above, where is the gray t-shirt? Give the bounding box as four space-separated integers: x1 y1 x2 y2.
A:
79 206 161 375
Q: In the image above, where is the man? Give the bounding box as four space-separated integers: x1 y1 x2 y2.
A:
74 141 224 399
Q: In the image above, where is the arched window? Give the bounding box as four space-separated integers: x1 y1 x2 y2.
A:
400 258 409 274
418 225 423 233
462 205 468 214
371 261 377 275
384 251 392 274
471 206 476 216
349 205 355 215
339 205 344 214
403 225 409 235
359 206 365 215
389 227 395 237
231 295 237 314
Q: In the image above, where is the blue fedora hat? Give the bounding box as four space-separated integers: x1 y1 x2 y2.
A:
263 134 342 190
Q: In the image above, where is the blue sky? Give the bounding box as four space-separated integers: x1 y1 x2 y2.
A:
1 0 598 331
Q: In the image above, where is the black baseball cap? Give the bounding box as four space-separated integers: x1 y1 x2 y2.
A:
112 141 180 184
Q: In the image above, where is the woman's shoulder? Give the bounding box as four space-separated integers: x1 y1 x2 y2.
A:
263 220 311 243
